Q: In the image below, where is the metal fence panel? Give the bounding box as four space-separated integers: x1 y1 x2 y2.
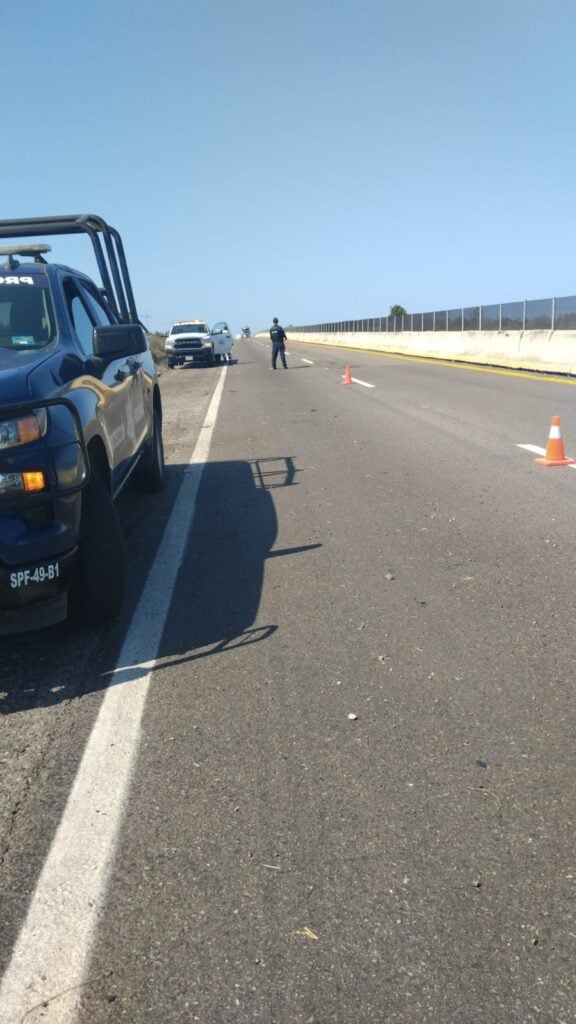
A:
463 306 480 330
554 295 576 329
481 304 500 330
448 309 462 331
525 298 552 330
501 301 523 330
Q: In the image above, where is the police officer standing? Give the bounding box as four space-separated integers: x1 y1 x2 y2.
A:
269 317 288 369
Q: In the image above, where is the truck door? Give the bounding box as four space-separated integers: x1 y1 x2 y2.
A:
63 278 146 491
78 281 149 450
211 322 232 361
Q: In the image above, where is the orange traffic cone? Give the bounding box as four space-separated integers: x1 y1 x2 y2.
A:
535 416 575 466
342 365 352 385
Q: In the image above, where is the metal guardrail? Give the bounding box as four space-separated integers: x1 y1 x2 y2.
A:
293 294 576 334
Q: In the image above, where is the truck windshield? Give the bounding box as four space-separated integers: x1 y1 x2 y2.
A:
171 323 208 335
0 284 55 349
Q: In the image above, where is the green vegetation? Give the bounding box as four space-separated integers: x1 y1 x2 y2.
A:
389 304 407 316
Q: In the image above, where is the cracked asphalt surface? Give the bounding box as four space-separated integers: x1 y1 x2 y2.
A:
1 339 576 1023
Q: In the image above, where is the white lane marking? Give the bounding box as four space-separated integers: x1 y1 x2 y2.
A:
342 374 375 389
301 358 314 365
517 444 546 455
517 442 576 467
0 367 229 1024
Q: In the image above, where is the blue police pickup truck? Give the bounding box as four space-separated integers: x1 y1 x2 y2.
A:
0 215 164 636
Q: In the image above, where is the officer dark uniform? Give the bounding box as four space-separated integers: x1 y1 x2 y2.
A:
269 318 287 369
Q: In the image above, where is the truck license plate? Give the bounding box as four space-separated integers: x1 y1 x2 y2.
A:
10 563 61 588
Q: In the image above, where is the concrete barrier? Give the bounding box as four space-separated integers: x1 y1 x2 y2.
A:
256 329 576 375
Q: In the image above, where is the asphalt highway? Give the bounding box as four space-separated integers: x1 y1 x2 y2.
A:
1 338 576 1023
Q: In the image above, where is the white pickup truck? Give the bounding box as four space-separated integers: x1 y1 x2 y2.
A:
165 320 234 367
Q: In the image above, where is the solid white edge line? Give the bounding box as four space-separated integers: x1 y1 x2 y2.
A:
0 367 229 1024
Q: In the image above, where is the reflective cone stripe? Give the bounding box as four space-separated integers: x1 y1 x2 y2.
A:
534 415 575 466
343 366 352 385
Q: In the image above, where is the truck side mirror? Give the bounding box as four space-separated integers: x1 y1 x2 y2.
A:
93 324 147 358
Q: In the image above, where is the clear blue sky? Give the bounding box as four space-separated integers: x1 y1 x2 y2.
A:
5 0 576 333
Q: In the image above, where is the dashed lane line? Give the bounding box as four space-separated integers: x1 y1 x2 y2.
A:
517 444 547 455
343 374 376 389
0 367 229 1024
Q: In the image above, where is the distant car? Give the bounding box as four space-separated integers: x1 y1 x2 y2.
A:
210 321 234 363
242 326 251 338
165 321 213 367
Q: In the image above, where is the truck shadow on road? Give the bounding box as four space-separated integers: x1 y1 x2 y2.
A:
108 454 322 685
156 455 285 662
0 456 320 710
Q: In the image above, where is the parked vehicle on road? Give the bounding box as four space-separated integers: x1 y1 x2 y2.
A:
0 214 164 636
165 320 214 367
211 321 234 363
